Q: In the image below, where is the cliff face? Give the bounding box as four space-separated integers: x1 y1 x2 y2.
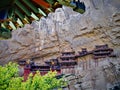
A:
0 0 120 90
1 0 120 64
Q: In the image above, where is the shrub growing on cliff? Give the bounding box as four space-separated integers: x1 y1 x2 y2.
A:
0 62 20 90
0 62 66 90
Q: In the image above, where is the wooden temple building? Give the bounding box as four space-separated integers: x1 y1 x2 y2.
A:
18 60 27 66
23 61 51 81
76 48 93 71
45 58 61 72
76 48 92 58
93 44 113 59
59 51 77 74
92 44 114 67
23 58 61 80
17 44 116 80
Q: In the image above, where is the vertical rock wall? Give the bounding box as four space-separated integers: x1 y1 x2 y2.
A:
0 0 120 64
0 0 120 90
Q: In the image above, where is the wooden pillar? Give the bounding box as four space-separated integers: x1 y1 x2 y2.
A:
85 56 87 70
82 57 85 70
24 66 31 81
94 59 98 67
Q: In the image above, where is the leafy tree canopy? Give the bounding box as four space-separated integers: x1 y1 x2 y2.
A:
0 62 67 90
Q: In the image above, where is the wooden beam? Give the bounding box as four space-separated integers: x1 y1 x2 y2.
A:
32 0 50 8
15 7 25 20
22 0 39 13
15 0 31 16
17 18 24 26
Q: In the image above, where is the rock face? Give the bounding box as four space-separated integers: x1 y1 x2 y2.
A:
0 0 120 90
66 56 120 90
1 0 120 64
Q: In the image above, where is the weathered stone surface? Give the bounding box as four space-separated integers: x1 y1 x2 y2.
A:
0 0 120 64
0 0 120 90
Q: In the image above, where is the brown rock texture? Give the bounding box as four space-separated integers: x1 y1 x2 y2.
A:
0 0 120 90
1 0 120 64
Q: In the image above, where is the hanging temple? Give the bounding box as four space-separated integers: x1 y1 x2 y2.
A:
17 44 117 81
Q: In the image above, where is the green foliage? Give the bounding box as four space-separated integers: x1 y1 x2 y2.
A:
0 62 20 90
0 62 67 90
0 28 12 39
20 71 64 90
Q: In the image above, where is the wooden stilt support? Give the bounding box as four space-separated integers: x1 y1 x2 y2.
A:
85 57 87 70
89 59 91 68
83 58 85 70
94 59 98 67
88 56 91 68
